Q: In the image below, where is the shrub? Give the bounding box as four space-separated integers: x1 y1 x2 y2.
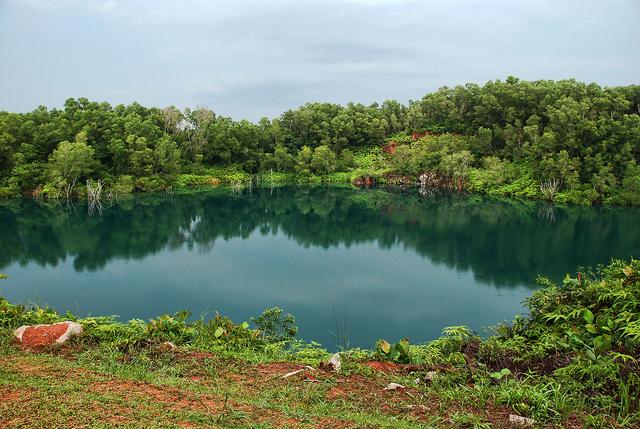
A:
134 176 167 192
111 175 135 194
251 307 298 343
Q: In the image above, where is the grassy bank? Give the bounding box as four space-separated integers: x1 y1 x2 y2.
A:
1 259 640 428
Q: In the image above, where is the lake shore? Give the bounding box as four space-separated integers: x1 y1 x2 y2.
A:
2 258 639 428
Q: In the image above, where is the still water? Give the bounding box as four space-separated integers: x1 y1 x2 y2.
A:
1 186 639 349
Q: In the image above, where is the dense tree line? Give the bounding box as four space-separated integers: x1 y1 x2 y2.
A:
0 78 639 204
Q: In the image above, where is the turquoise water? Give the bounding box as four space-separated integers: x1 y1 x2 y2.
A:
1 186 639 349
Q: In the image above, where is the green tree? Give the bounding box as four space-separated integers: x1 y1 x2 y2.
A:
295 146 313 175
311 145 337 174
48 135 97 198
272 144 294 171
439 150 475 182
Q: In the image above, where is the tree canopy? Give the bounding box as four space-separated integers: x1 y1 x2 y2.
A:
0 78 638 204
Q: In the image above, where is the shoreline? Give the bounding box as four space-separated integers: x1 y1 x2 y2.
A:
2 258 639 427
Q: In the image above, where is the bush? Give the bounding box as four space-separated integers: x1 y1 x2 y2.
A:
111 175 135 194
174 174 220 188
251 307 298 343
0 184 20 198
134 176 167 192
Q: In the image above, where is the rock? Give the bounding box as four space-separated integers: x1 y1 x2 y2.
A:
405 404 429 412
328 353 341 372
424 371 437 382
319 353 342 372
13 321 83 349
508 414 536 427
383 382 406 391
160 341 177 351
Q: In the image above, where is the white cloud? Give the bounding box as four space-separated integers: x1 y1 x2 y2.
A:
93 0 119 12
0 0 638 119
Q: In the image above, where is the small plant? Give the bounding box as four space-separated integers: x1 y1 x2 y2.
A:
251 307 298 343
146 310 195 344
375 337 411 363
540 178 561 201
490 368 511 381
0 297 61 329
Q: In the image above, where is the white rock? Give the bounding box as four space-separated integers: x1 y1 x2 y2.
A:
424 371 437 381
383 382 406 391
328 352 341 372
56 321 83 343
508 414 536 427
13 326 28 341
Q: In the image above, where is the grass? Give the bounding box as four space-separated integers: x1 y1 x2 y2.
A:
1 258 640 428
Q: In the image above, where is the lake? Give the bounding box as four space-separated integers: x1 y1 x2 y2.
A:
1 186 639 350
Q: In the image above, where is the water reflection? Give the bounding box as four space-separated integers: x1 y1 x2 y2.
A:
0 186 638 348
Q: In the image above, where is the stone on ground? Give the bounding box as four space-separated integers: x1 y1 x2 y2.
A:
13 321 83 349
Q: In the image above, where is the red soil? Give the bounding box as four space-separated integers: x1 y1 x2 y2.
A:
364 361 403 373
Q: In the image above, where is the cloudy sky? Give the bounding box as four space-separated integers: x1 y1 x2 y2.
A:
1 0 638 120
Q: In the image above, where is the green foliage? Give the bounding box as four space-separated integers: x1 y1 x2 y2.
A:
525 259 640 355
111 175 135 194
448 412 492 429
146 311 195 343
134 176 167 192
174 174 220 188
1 291 284 352
310 145 337 175
251 307 298 343
295 146 313 175
489 367 511 381
375 337 411 363
0 297 62 329
47 137 97 198
1 78 638 205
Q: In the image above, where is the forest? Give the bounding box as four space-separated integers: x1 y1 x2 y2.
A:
1 77 639 205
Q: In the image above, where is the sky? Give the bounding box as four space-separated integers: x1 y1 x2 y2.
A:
0 0 638 121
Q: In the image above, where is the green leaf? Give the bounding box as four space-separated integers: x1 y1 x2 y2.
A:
490 372 503 380
583 309 594 324
241 322 249 330
214 327 225 338
377 339 392 355
585 324 599 334
396 338 410 355
491 368 512 380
